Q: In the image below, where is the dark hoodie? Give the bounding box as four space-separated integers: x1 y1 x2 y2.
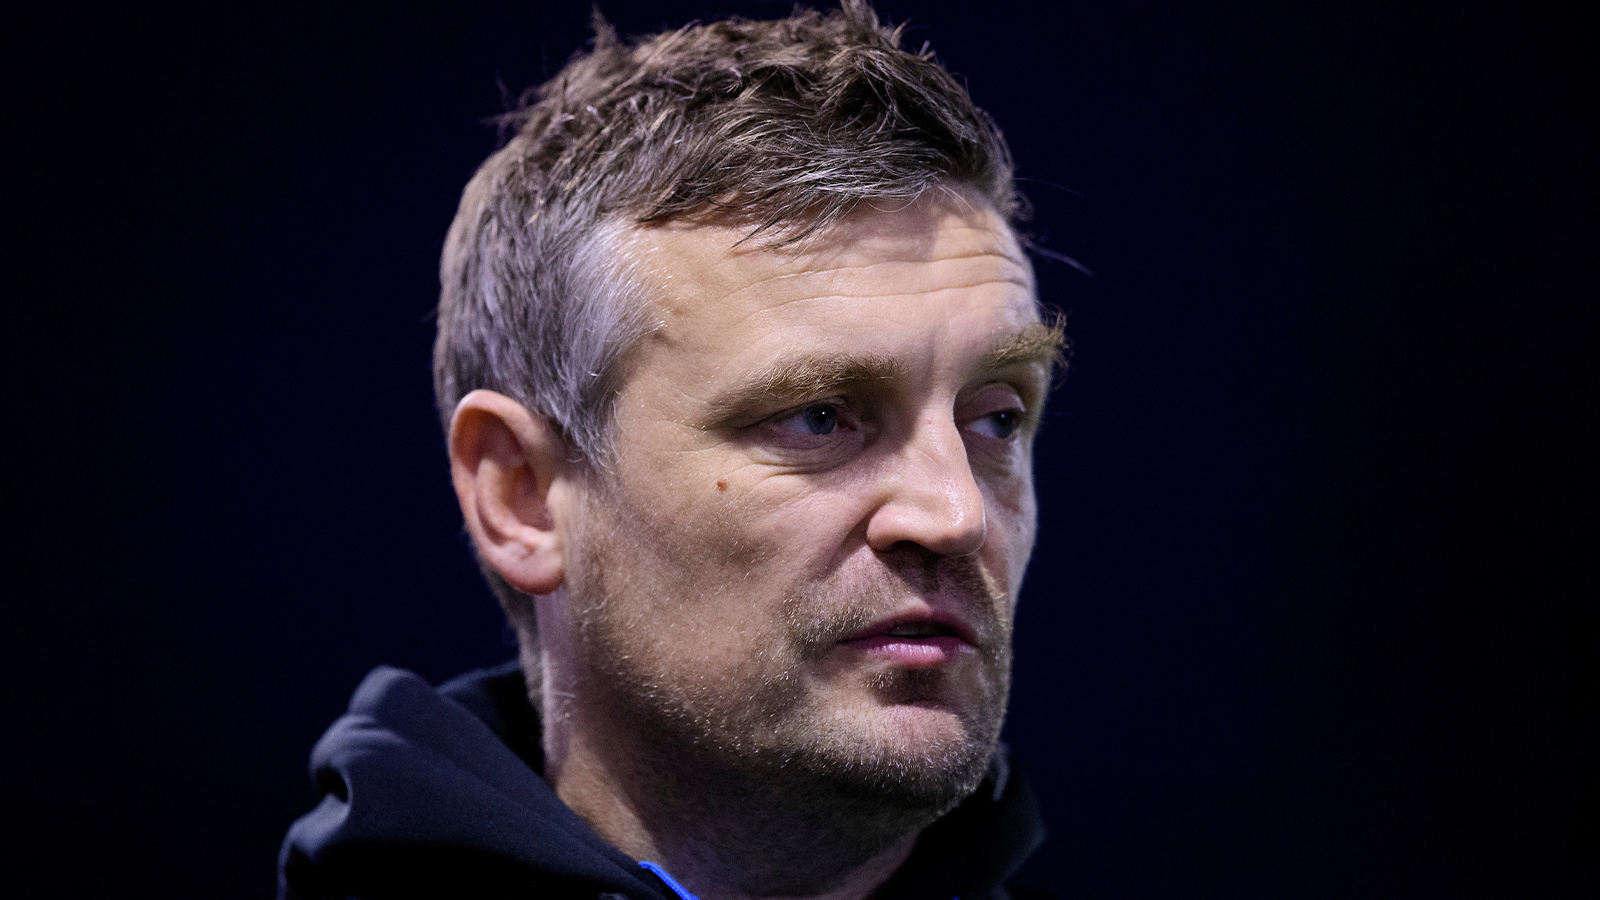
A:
279 661 1046 900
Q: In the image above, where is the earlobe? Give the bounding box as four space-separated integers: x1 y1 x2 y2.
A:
448 390 572 597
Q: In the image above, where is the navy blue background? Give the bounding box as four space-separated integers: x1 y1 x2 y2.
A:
11 1 1586 896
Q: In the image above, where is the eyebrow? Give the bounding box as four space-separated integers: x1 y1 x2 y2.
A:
705 320 1068 424
976 320 1069 372
706 353 905 422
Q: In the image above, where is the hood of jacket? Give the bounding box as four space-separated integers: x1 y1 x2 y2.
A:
279 661 1045 900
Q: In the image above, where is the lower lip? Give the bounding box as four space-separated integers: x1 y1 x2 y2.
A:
839 634 971 667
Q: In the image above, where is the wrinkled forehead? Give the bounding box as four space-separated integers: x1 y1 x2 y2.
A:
619 190 1037 326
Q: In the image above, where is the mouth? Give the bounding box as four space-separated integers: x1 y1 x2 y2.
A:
837 610 979 667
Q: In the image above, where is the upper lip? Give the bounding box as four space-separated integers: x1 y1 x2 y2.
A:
839 605 980 647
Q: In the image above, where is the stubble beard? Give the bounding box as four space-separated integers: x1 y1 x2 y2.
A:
562 502 1013 892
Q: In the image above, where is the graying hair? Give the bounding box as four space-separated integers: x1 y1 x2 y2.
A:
434 0 1022 623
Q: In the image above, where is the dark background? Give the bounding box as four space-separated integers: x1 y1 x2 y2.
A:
11 1 1587 896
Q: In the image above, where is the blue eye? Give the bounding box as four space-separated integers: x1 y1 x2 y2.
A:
798 405 837 435
972 410 1021 440
770 402 850 440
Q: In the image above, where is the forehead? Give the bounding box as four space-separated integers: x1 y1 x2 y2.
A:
622 195 1039 355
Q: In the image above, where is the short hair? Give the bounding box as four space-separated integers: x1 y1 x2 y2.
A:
434 0 1022 622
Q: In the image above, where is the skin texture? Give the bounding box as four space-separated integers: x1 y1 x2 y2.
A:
450 192 1055 900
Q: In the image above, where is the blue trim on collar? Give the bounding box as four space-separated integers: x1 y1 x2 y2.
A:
639 861 703 900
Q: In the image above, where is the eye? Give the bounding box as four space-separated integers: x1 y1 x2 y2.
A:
775 403 841 436
968 409 1022 440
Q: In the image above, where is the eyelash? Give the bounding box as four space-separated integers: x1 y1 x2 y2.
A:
766 399 1027 443
972 409 1023 441
772 401 856 438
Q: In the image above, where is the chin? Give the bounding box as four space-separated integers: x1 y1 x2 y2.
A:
788 697 1002 813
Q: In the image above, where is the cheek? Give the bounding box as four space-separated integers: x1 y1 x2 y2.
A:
567 492 786 689
616 450 770 567
580 455 823 647
692 460 866 571
983 474 1038 584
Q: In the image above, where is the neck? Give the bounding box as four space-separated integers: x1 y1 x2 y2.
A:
550 722 924 900
537 675 931 900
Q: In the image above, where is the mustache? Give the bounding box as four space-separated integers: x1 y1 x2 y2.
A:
787 550 1012 657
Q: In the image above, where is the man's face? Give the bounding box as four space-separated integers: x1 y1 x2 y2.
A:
560 195 1052 810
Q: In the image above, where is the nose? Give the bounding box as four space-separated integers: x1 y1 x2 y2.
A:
864 416 988 557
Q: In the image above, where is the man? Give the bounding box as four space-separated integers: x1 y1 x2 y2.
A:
280 2 1065 898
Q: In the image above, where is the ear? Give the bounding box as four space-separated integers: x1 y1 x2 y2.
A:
448 390 577 597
